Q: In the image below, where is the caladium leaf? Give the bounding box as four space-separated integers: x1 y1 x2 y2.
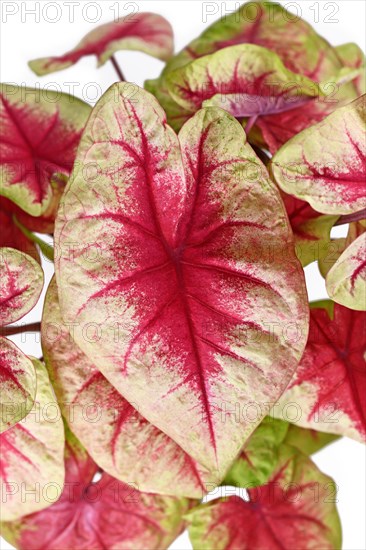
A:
42 278 221 498
29 13 173 76
1 428 191 550
271 95 366 215
284 424 340 456
145 1 347 131
326 232 366 310
336 43 366 96
55 83 308 477
187 445 341 550
0 201 39 262
281 192 338 267
0 358 65 521
166 44 320 119
0 84 91 216
224 416 289 488
274 302 366 442
0 247 43 326
0 338 36 433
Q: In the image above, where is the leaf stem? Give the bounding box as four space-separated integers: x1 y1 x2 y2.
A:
245 115 258 134
334 208 366 226
1 322 41 337
110 56 125 81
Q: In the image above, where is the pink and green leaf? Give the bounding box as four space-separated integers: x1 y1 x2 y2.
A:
0 338 36 433
42 278 221 498
165 44 320 118
0 84 91 216
326 232 366 310
187 445 342 550
55 83 308 478
271 95 366 215
224 416 289 488
336 42 366 96
29 13 173 76
0 247 43 326
274 302 366 442
1 428 191 550
0 358 65 521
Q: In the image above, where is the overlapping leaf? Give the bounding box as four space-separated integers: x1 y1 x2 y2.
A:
224 416 288 488
55 83 308 478
42 278 220 498
0 201 39 262
29 12 173 76
0 247 43 326
326 232 366 310
284 424 340 456
0 84 91 216
336 43 366 96
187 445 341 550
271 95 366 215
0 338 36 433
145 0 358 149
1 429 191 550
274 302 366 442
0 359 65 520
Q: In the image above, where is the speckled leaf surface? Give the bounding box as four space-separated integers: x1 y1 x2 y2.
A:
0 247 43 326
271 95 366 215
55 83 308 478
0 338 36 433
0 359 65 521
187 445 342 550
1 429 191 550
29 13 173 76
326 232 366 310
0 84 91 216
165 44 319 119
274 302 366 442
224 416 288 488
42 278 220 498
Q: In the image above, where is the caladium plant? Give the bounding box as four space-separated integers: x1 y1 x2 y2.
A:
1 2 365 549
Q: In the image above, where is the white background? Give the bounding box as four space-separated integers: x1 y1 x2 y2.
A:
0 1 365 549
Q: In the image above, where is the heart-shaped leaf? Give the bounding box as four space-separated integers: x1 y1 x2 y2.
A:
271 95 366 215
0 359 65 521
274 302 366 442
166 44 319 119
187 445 341 550
145 0 348 134
224 416 289 488
0 84 91 216
0 338 36 433
29 13 173 76
55 83 308 477
281 192 338 267
284 425 340 456
326 232 366 310
42 278 220 498
0 247 43 326
1 428 191 550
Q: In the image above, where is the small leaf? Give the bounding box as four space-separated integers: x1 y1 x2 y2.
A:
274 302 366 442
284 425 340 455
224 416 288 488
0 247 43 326
187 445 342 550
55 83 308 478
29 13 174 76
0 338 36 433
0 359 65 521
42 278 221 498
326 232 366 310
166 44 320 118
1 428 191 550
0 84 91 216
271 95 366 215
